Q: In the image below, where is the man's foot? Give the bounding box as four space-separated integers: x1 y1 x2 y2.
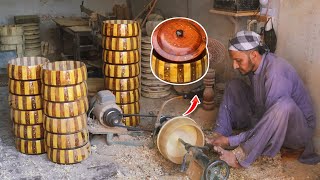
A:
206 133 229 148
214 146 241 168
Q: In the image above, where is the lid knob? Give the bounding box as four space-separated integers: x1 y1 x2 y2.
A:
176 30 184 37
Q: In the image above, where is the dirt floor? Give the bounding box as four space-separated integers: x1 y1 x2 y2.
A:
1 86 320 179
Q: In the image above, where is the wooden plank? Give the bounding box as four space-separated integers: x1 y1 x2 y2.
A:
209 9 258 17
53 18 88 27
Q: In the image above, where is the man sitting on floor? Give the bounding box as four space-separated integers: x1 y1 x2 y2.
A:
208 30 320 168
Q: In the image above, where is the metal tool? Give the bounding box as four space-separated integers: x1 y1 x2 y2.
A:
179 138 230 180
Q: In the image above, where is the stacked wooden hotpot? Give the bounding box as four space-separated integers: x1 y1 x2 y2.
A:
8 57 49 155
102 20 141 126
151 18 209 85
41 61 90 164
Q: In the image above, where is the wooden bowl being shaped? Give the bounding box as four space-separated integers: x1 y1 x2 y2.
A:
152 17 207 62
8 57 49 80
41 61 87 86
157 116 204 164
103 49 140 64
102 20 140 37
151 50 208 84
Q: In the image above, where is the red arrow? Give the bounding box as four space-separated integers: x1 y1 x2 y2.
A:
183 95 201 116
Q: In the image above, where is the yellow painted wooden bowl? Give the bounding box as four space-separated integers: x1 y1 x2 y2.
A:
151 50 208 84
111 89 140 104
46 142 91 164
8 57 49 80
102 36 139 51
11 109 43 125
103 49 140 64
9 79 41 95
15 138 46 155
43 97 89 118
104 76 139 91
13 123 44 139
43 113 87 134
102 20 140 37
41 61 87 86
122 116 140 127
9 94 42 110
103 63 140 78
118 101 140 114
42 81 88 102
156 116 204 164
45 129 89 149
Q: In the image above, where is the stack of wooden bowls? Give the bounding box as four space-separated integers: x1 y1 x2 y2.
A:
41 61 91 164
141 36 171 98
102 20 141 126
151 18 208 85
15 15 41 57
8 57 49 155
0 25 24 57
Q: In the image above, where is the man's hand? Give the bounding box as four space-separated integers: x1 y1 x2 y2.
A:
206 132 230 148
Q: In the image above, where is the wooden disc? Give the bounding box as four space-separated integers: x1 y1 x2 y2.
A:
141 36 151 43
46 142 91 164
141 56 150 62
141 67 152 74
102 36 139 51
45 129 89 149
25 34 40 40
141 79 168 86
24 30 40 36
141 85 171 92
151 51 208 84
141 43 152 50
41 61 87 86
122 116 140 126
104 76 139 91
25 38 40 44
118 101 140 114
0 25 24 36
8 57 49 80
23 25 39 31
141 49 151 56
14 123 45 139
103 49 140 64
9 94 42 110
141 73 157 80
25 48 41 57
15 138 46 155
25 43 41 49
141 90 171 98
42 81 88 102
141 61 150 68
11 109 43 125
9 79 41 95
43 97 89 118
111 89 140 104
43 113 87 134
103 63 140 78
102 20 140 37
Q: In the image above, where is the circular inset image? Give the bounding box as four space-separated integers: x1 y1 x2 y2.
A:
150 17 209 85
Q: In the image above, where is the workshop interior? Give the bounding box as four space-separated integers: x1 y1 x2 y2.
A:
0 0 320 179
